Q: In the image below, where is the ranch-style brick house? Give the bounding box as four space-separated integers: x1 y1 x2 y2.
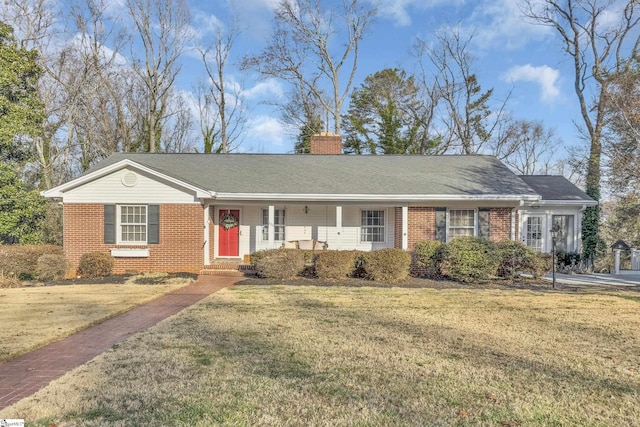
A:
43 135 597 275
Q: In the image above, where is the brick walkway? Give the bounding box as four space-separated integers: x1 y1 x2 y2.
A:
0 275 239 410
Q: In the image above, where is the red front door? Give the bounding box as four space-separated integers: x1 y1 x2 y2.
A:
218 209 240 257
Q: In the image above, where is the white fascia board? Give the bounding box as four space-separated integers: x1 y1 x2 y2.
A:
42 159 213 199
213 192 541 203
524 199 598 207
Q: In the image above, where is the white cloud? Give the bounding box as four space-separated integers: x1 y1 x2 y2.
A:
244 78 284 100
245 115 290 151
465 0 551 50
503 64 560 102
374 0 463 27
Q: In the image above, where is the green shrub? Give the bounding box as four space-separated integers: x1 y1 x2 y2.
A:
0 244 64 280
251 249 306 279
495 240 545 279
315 251 359 280
358 248 412 282
36 254 69 281
442 237 498 282
413 240 445 277
77 252 114 278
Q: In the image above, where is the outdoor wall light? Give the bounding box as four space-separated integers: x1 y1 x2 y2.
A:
304 205 309 214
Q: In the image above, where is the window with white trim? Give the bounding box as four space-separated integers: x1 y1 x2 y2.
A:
361 210 385 242
262 209 285 241
448 209 476 239
119 205 147 243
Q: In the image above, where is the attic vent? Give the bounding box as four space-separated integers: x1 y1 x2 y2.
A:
121 171 138 187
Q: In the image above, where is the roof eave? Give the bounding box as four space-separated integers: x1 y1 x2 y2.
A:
524 199 598 207
213 193 541 202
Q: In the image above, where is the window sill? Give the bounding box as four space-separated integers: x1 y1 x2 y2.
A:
110 248 150 258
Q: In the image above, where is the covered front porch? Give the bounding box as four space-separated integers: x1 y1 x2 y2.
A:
203 202 406 265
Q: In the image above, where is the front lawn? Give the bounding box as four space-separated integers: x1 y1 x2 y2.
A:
0 274 194 363
3 283 639 426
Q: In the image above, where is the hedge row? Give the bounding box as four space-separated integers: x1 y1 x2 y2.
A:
251 238 550 284
415 237 550 282
251 248 411 283
0 245 65 282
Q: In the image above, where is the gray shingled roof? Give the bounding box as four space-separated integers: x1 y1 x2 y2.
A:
89 153 540 198
518 175 594 201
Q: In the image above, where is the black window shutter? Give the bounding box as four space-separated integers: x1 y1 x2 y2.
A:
148 205 160 244
478 208 490 239
104 205 116 244
435 208 446 242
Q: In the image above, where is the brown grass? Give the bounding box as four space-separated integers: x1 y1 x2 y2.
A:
2 285 640 426
0 279 191 363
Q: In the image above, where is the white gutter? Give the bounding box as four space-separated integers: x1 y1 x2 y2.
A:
213 193 541 202
525 199 598 207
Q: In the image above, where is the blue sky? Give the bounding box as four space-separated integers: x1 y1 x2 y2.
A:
176 0 583 155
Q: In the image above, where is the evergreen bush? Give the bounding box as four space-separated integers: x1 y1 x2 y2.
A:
251 249 306 279
495 240 542 278
315 250 359 280
413 240 445 277
359 248 411 282
443 237 498 282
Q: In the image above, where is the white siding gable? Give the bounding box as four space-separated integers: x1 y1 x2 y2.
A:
63 167 199 204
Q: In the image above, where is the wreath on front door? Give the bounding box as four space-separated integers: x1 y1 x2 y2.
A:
220 212 238 230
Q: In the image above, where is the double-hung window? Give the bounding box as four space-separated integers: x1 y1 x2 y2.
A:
448 209 476 239
119 205 147 243
262 209 285 241
361 210 385 242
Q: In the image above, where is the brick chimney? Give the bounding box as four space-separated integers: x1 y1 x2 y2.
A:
309 132 343 155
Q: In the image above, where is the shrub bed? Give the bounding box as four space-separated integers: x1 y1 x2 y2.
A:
413 240 445 278
315 251 359 280
77 252 114 278
442 237 498 282
251 249 306 279
0 244 64 281
358 248 411 282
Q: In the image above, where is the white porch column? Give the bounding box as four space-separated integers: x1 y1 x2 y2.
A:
268 205 275 248
203 200 211 265
203 201 210 266
336 205 343 250
402 205 409 250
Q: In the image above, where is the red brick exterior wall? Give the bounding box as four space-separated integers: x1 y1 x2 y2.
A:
64 203 204 276
394 207 402 248
488 208 512 242
405 206 515 250
407 207 436 251
309 135 343 154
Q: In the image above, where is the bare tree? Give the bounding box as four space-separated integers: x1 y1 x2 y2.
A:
414 28 509 155
125 0 192 153
522 0 640 259
244 0 376 135
603 61 640 193
492 119 557 175
197 19 246 153
281 81 325 153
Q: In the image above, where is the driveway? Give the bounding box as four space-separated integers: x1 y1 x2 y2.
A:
544 270 640 287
